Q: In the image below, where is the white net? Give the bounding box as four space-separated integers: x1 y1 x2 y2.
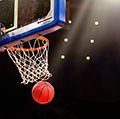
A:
7 36 52 84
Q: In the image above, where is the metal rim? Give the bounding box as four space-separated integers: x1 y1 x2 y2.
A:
7 36 49 51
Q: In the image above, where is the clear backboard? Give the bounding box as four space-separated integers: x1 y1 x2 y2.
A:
0 0 66 51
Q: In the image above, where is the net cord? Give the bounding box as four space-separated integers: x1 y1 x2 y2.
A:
7 36 52 84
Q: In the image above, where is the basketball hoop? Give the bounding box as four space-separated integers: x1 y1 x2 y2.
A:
7 36 52 84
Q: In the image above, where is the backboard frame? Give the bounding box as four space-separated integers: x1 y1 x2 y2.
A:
5 0 18 32
0 0 66 51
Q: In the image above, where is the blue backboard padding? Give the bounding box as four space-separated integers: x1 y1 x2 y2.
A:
0 0 66 46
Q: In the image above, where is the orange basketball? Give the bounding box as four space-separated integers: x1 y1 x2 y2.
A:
32 81 55 104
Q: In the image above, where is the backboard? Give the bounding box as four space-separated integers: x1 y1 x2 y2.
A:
0 0 66 51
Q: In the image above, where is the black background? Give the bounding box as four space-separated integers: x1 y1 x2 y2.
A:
0 0 14 29
0 0 120 118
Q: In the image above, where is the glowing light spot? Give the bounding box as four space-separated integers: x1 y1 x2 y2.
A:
95 21 99 26
68 20 72 24
64 38 69 42
61 55 65 59
86 56 91 61
90 39 95 44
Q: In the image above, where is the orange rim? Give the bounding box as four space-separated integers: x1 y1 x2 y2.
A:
7 36 49 51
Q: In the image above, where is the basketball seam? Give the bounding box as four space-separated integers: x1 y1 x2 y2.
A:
46 85 49 102
32 81 54 104
32 84 41 96
32 83 47 103
38 86 48 103
48 85 54 102
32 82 46 95
44 82 54 102
44 82 50 103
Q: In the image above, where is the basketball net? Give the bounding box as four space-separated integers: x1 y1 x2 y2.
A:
7 36 52 84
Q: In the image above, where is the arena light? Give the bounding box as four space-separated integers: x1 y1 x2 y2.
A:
68 20 72 24
90 39 95 44
95 21 99 26
86 56 91 61
61 55 65 60
64 38 69 42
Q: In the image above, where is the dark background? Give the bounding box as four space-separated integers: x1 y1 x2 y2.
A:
0 0 50 29
0 0 120 118
0 0 14 29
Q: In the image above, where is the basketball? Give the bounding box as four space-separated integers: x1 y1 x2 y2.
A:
32 81 55 104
